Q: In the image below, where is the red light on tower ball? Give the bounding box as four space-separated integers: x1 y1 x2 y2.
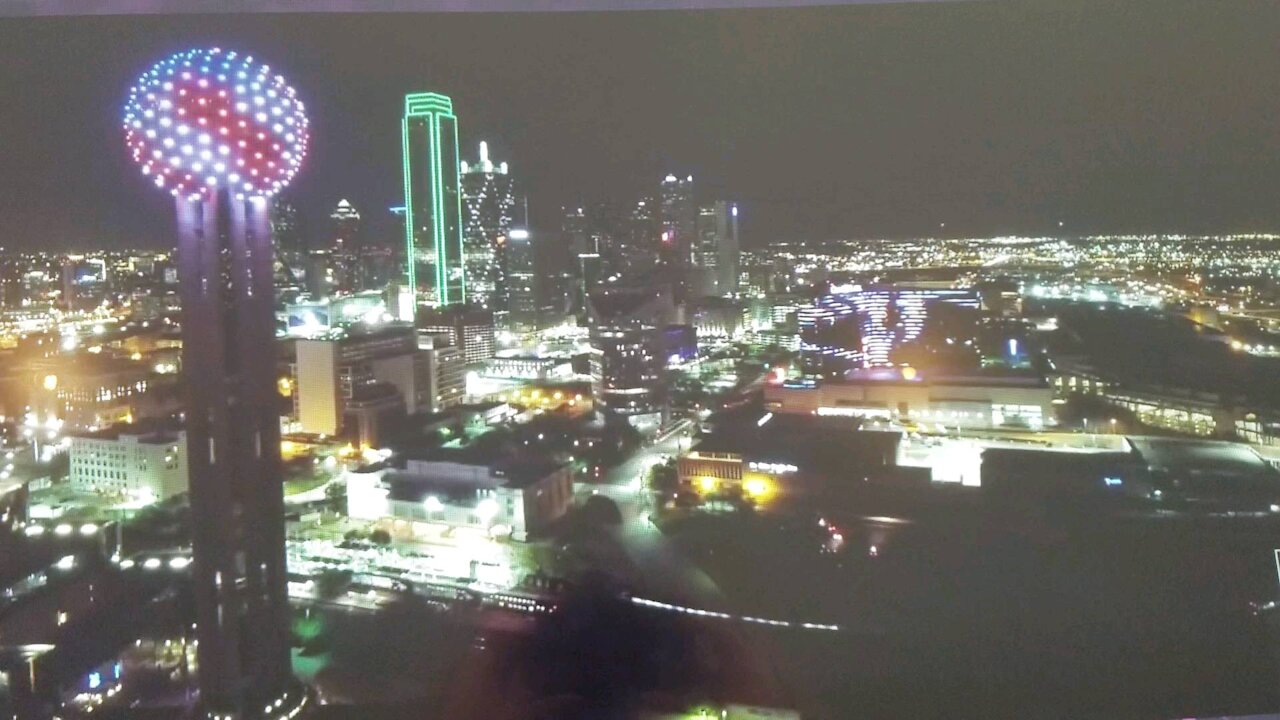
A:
122 47 309 200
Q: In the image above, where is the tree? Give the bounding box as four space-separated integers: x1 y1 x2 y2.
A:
324 480 346 506
313 568 352 599
647 460 678 493
581 495 623 526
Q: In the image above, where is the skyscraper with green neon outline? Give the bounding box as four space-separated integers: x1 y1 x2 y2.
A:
402 92 465 309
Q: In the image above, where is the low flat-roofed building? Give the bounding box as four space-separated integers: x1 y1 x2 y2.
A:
343 382 406 449
678 412 901 503
28 354 175 432
981 447 1148 500
67 426 186 503
482 351 574 381
346 450 572 539
765 369 1056 430
981 437 1280 513
1127 437 1280 511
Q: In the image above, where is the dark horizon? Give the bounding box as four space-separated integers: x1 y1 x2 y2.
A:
3 1 1280 251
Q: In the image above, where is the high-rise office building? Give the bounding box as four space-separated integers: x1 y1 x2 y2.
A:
542 269 576 327
270 198 304 289
305 249 332 299
402 93 465 307
418 306 496 365
563 205 589 257
460 141 517 310
331 198 361 248
271 199 303 254
329 199 361 293
620 197 659 270
122 48 307 719
589 322 661 416
292 323 429 437
694 201 740 297
659 174 696 277
504 228 539 324
586 279 676 415
562 206 603 314
589 200 625 274
418 332 466 411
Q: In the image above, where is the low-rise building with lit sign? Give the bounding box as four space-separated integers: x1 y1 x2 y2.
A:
677 413 902 503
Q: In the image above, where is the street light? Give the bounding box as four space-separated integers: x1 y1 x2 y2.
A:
476 498 499 525
423 495 443 522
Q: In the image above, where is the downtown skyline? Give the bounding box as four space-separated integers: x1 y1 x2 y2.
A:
3 1 1280 251
7 6 1280 716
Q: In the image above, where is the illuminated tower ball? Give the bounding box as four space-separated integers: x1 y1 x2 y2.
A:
122 47 309 720
123 47 308 200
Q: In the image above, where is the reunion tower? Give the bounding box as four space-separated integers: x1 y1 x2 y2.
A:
123 47 309 720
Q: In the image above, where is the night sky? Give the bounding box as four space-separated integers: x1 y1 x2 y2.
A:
2 1 1280 250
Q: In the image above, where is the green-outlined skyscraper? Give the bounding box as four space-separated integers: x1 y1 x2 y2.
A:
402 92 465 309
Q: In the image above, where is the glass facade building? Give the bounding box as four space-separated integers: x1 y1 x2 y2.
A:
402 93 465 307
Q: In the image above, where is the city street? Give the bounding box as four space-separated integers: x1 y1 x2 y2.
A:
585 421 730 609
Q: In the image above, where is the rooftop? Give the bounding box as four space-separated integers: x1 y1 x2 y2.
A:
394 445 565 489
382 455 565 498
693 411 900 470
67 419 182 444
1128 437 1280 488
836 367 1047 388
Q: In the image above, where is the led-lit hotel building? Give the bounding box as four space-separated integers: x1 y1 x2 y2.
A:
403 92 465 308
799 287 979 371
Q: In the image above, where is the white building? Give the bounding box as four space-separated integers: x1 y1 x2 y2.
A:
68 430 187 502
419 332 466 412
482 351 574 381
346 455 573 540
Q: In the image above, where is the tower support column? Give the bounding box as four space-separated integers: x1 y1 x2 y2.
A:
177 192 300 720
